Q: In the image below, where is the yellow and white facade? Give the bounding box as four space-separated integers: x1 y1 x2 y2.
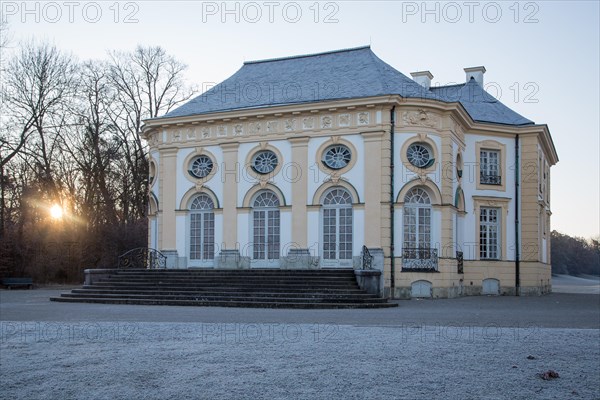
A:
142 47 558 298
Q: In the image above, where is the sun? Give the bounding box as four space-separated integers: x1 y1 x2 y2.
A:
50 204 64 220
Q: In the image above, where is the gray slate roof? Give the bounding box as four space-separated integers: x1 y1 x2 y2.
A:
430 80 533 125
158 46 533 126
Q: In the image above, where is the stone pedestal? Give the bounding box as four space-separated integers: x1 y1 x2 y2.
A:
162 250 179 269
215 249 250 269
84 269 119 285
355 269 383 297
281 248 319 269
357 248 385 297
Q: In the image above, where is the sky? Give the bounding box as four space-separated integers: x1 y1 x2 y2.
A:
1 0 599 239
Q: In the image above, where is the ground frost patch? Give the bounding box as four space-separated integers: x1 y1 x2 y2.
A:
1 322 598 399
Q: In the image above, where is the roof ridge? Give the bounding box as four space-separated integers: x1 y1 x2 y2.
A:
243 45 371 65
363 48 390 94
431 83 466 89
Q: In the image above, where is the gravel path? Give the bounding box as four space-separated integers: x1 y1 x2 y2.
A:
552 275 600 294
1 322 599 400
1 289 598 399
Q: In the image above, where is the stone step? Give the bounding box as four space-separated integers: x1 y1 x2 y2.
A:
112 269 355 276
73 288 369 296
103 275 358 282
54 268 394 309
94 281 358 289
58 292 388 303
50 296 398 309
94 279 358 288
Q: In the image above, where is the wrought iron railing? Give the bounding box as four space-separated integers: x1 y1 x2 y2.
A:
456 251 464 274
480 173 501 185
402 248 438 271
361 245 373 270
118 248 167 269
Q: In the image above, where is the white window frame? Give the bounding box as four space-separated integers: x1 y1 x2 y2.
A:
480 206 501 260
480 149 501 185
402 188 432 251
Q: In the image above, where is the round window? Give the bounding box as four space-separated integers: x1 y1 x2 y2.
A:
251 150 278 174
322 144 352 170
189 155 214 179
407 143 433 168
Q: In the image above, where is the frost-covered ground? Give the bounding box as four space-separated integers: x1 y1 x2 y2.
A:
1 321 599 400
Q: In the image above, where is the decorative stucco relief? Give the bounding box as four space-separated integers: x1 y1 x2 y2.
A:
154 110 378 145
267 121 278 133
402 109 440 128
233 124 243 136
302 117 314 130
284 118 296 132
358 112 370 125
338 113 350 127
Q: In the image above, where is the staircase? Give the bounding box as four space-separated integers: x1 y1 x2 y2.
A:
50 269 397 309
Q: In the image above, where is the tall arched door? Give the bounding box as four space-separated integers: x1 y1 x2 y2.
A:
189 194 215 266
252 190 280 265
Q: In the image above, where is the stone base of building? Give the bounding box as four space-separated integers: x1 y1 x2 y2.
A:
387 284 551 299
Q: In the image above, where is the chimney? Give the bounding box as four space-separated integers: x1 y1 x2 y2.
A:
410 70 434 90
464 66 486 86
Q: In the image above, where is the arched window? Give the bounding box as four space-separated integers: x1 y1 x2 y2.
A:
322 188 353 261
189 194 215 261
252 191 280 260
403 188 432 268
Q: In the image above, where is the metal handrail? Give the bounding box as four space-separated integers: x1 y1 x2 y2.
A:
118 248 167 269
361 245 373 270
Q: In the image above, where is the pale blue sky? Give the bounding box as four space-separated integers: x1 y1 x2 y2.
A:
2 1 599 238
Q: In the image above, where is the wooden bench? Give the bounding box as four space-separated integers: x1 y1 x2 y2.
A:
2 278 34 289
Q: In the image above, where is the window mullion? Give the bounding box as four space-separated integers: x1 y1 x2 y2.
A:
336 207 341 260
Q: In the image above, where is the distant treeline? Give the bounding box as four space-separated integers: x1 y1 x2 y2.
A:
551 231 600 276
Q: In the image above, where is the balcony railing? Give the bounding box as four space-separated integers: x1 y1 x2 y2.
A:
480 173 501 185
402 248 438 271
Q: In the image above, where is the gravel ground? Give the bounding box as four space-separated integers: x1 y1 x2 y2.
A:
2 290 599 329
1 286 599 399
1 322 599 400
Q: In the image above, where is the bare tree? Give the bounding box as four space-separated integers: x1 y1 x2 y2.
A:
1 41 76 236
2 42 77 191
62 61 121 225
107 45 195 222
